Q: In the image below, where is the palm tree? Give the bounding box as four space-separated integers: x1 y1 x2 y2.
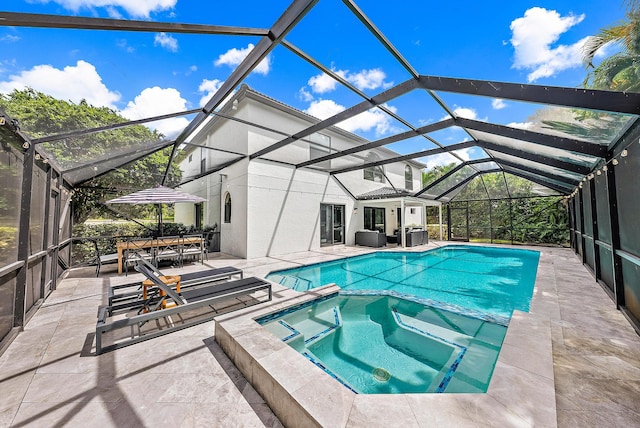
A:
582 8 640 91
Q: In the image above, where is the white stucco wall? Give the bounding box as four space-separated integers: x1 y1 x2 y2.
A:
202 103 251 155
175 174 223 228
219 159 249 258
246 102 312 159
245 159 355 258
336 161 422 196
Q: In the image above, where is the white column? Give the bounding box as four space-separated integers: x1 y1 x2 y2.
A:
423 203 427 230
439 204 443 241
401 199 406 248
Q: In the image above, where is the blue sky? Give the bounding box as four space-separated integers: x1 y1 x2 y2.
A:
0 0 629 168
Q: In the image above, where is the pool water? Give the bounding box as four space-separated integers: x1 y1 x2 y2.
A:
266 245 540 319
257 294 507 394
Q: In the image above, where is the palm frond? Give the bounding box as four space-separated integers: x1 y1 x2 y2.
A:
582 19 638 67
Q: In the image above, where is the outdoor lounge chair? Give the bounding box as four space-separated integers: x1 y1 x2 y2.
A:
106 259 243 313
95 260 272 354
134 261 271 311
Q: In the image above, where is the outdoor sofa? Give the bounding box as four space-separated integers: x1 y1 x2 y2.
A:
355 230 387 247
397 228 429 247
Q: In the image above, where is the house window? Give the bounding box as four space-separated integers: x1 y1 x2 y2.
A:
224 192 231 223
363 152 384 183
188 154 193 162
309 133 331 168
405 164 413 190
364 207 385 233
200 157 206 174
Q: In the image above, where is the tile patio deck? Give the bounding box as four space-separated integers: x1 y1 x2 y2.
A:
1 242 639 427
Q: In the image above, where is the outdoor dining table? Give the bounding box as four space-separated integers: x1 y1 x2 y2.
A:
116 236 203 275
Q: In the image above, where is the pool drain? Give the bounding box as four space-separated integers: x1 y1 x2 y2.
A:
372 367 391 382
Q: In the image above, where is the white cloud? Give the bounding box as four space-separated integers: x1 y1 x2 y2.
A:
0 34 20 43
305 99 345 119
348 68 392 90
197 78 236 110
452 107 478 120
214 44 270 75
308 72 342 94
0 60 120 108
120 86 189 138
420 153 460 170
0 59 16 76
154 32 178 52
298 87 314 102
35 0 177 18
510 7 588 82
198 78 224 107
420 148 474 170
506 121 534 130
442 106 480 121
305 99 397 136
105 5 122 18
492 99 507 110
307 68 393 94
439 106 492 125
116 39 135 53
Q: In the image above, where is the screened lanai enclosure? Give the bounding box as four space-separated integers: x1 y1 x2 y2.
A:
1 0 640 353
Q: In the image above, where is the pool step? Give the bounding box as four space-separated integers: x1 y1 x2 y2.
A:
391 308 469 393
391 308 505 393
272 274 313 291
393 308 474 348
263 306 342 346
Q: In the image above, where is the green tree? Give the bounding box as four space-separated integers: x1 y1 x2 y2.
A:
422 162 457 187
447 172 568 245
582 8 640 91
0 89 182 224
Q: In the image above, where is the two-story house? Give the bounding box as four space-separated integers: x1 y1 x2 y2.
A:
175 84 439 258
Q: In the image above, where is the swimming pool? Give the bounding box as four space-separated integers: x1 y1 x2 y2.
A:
261 245 539 394
257 293 507 394
266 245 540 319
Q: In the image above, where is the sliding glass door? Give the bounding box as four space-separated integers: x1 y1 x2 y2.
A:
364 207 385 233
320 203 345 246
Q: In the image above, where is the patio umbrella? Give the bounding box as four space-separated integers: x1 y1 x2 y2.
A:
106 185 206 236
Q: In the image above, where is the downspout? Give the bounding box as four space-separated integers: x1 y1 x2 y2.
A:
401 198 406 248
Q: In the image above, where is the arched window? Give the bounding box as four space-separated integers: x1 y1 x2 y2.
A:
405 164 413 190
224 192 231 223
363 152 384 183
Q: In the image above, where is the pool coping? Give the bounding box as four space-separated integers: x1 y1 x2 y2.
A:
215 249 557 427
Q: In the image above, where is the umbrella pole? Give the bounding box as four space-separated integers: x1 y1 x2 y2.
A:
157 204 163 237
